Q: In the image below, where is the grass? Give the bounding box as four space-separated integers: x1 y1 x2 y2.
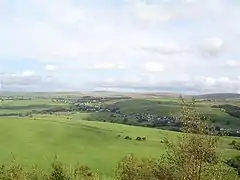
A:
0 97 239 178
0 115 167 177
0 99 69 114
0 114 239 178
111 99 240 129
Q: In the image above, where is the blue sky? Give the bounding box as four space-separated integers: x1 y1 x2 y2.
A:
0 0 240 93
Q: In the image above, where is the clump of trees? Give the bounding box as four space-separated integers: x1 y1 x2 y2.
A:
212 104 240 118
226 156 240 176
115 97 239 180
122 136 147 141
124 136 132 140
135 137 142 141
229 140 240 150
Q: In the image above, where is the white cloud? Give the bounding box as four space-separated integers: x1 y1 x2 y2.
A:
143 62 164 72
1 71 36 78
45 65 57 71
0 71 40 87
223 60 240 68
132 1 173 22
200 37 224 57
93 75 240 94
139 45 190 55
21 70 35 77
89 62 127 70
201 77 216 86
0 0 240 93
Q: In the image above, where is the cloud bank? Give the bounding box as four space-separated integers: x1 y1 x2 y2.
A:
0 0 240 93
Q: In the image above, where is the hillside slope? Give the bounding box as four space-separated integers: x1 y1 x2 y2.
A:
194 93 240 100
0 115 238 178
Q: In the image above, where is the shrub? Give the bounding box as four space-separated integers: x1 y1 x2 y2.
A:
142 137 146 141
233 142 240 150
124 136 132 140
0 158 100 180
162 97 239 180
73 164 100 180
115 155 174 180
116 97 239 180
135 137 142 141
160 139 168 144
229 140 237 146
0 162 46 180
226 156 240 177
49 161 69 180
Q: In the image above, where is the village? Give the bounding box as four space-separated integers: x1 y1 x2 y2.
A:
51 96 240 137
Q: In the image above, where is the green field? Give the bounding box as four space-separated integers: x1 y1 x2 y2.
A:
0 114 239 177
0 99 68 113
0 115 168 176
0 96 239 178
110 98 240 128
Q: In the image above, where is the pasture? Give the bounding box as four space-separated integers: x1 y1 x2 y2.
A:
0 115 169 176
0 114 239 177
0 96 239 178
0 99 68 114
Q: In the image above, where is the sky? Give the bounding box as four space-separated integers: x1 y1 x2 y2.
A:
0 0 240 94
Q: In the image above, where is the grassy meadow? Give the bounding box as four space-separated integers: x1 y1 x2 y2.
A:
0 115 170 176
0 114 239 177
0 96 239 178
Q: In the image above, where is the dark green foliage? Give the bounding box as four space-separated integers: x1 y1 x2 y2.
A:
49 161 69 180
229 140 240 150
226 156 240 176
73 164 99 180
135 137 142 141
233 142 240 150
124 136 132 140
229 140 237 146
160 138 169 144
122 117 128 123
212 104 240 118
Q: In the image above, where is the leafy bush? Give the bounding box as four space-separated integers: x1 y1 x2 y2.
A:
124 136 132 140
135 137 142 141
226 156 240 176
229 140 237 146
0 159 99 180
115 155 174 180
233 142 240 150
49 161 69 180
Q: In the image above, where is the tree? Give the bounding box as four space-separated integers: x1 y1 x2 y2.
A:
226 156 240 176
233 142 240 150
115 97 239 180
163 97 238 180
